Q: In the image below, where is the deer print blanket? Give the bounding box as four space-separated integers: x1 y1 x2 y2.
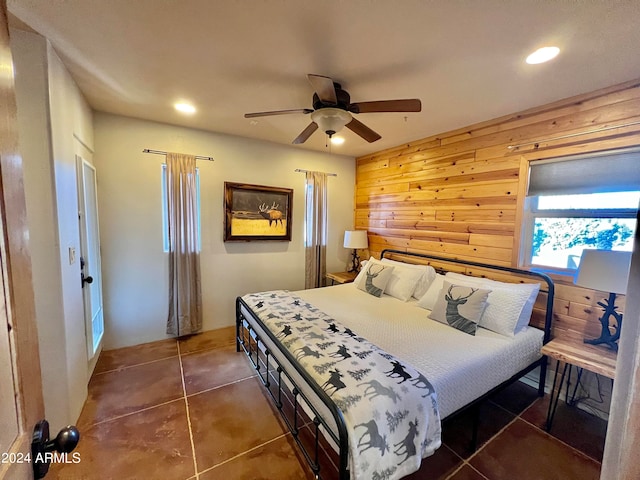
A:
242 290 441 480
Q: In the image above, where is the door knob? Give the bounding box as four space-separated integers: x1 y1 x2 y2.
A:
32 420 80 479
81 272 93 287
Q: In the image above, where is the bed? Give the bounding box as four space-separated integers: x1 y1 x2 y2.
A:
236 249 554 480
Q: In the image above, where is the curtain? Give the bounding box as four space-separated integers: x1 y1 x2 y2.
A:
304 171 328 289
166 152 202 336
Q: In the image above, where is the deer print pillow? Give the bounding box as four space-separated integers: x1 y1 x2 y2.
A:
445 272 540 336
356 262 395 297
428 281 491 336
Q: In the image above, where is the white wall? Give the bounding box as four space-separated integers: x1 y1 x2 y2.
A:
12 28 95 429
94 113 356 349
47 43 96 425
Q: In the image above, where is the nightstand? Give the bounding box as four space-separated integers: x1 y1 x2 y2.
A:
326 271 358 285
541 337 616 431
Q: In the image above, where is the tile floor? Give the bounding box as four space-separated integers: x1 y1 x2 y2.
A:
50 327 606 480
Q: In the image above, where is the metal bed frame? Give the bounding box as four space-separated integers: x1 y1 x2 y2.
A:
236 249 555 480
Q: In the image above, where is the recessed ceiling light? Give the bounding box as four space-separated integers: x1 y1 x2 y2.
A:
330 136 345 145
526 46 560 65
174 102 196 114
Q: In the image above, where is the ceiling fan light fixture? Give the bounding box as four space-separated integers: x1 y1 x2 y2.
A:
330 136 345 145
311 107 352 136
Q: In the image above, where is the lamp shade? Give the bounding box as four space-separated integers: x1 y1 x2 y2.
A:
311 108 352 135
575 249 632 294
344 230 368 249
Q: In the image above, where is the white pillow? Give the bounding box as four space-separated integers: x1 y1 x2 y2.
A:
384 263 427 302
428 281 491 336
445 272 540 336
356 261 395 297
417 273 446 311
353 259 369 285
357 258 423 301
381 258 436 299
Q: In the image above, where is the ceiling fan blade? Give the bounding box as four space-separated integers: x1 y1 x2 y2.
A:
346 118 382 143
307 74 337 105
244 108 313 118
292 122 318 144
349 99 422 114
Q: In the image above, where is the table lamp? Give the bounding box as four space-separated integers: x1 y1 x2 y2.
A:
344 230 368 273
575 249 632 351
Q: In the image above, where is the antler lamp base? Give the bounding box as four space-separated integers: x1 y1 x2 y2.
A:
584 292 622 351
348 249 361 273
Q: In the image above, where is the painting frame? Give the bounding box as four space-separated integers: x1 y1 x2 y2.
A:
224 182 293 242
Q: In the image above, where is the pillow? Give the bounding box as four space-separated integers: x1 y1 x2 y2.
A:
355 257 426 301
381 258 436 299
356 261 395 297
384 264 426 302
417 273 446 311
353 259 369 285
445 272 541 336
428 281 491 336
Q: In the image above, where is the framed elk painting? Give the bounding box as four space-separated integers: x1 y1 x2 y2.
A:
224 182 293 241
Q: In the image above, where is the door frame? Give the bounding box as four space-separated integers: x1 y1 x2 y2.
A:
0 1 45 477
76 155 104 360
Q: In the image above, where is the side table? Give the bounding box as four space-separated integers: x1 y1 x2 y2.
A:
326 271 358 286
541 337 616 431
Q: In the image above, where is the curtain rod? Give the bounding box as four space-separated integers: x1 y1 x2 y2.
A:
294 168 337 177
142 148 214 161
507 120 640 150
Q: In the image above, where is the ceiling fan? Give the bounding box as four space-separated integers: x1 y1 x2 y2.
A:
244 74 422 144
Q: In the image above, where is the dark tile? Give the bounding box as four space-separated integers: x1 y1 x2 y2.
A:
94 338 177 373
402 444 463 480
470 419 601 480
198 434 315 480
188 376 288 471
49 400 194 480
520 395 607 461
78 356 183 427
182 344 255 395
448 464 487 480
442 401 515 458
178 326 236 354
488 379 540 416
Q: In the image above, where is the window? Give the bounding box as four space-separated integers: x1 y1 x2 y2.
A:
161 164 201 252
522 148 640 274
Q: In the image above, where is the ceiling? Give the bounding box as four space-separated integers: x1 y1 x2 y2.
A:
8 0 640 158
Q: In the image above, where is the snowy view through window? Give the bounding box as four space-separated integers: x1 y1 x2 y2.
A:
531 191 638 270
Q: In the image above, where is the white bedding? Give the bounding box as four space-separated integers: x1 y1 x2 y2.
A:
297 283 543 418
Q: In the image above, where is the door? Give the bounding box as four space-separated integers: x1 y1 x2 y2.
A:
0 2 46 478
76 157 104 359
0 256 30 478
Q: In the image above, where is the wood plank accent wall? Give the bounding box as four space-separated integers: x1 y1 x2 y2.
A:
355 79 640 340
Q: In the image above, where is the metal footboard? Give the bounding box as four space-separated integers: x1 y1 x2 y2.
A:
236 297 349 480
